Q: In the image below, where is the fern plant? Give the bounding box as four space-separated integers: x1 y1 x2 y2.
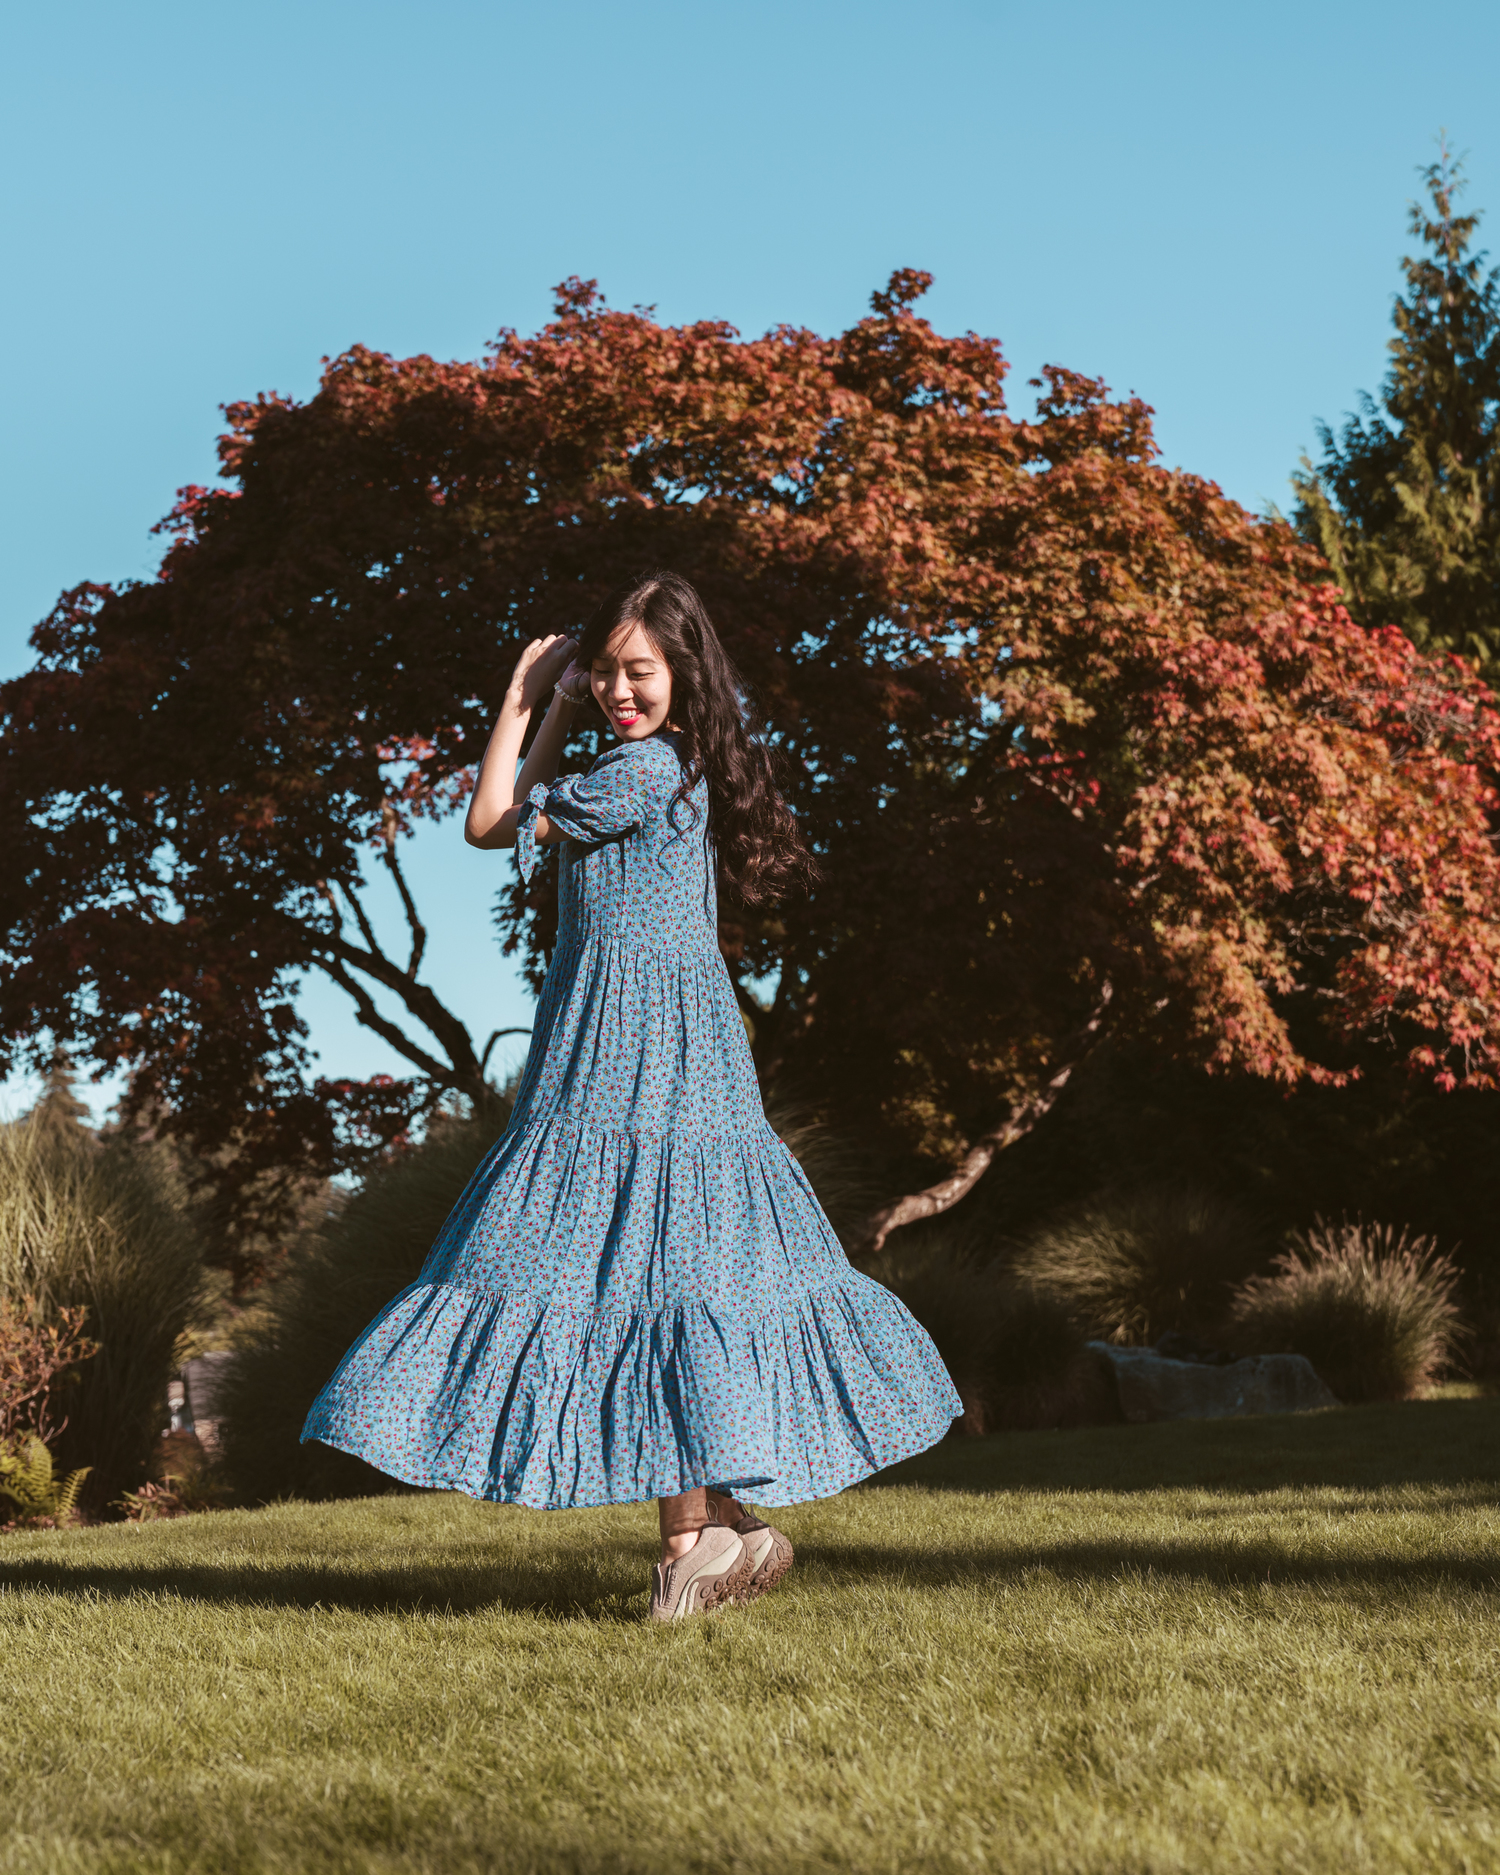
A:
0 1433 90 1527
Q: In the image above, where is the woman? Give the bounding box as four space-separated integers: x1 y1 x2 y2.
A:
303 572 961 1619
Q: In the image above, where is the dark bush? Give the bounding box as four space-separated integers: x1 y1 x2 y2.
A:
1229 1217 1463 1402
865 1230 1115 1433
1008 1184 1270 1345
219 1116 497 1503
763 1093 878 1251
1458 1275 1500 1393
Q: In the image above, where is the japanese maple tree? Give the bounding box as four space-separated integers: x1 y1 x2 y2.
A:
3 270 1499 1258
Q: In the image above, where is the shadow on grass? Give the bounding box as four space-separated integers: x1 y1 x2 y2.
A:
0 1547 647 1620
11 1515 1500 1620
4 1525 1498 1616
874 1397 1500 1498
800 1534 1500 1593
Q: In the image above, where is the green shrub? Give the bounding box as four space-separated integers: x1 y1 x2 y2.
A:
117 1428 232 1522
219 1116 499 1504
1008 1183 1271 1345
979 1281 1121 1432
1230 1217 1463 1403
0 1105 206 1508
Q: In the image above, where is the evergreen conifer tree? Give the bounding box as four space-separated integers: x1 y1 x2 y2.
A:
1294 141 1500 677
30 1050 92 1144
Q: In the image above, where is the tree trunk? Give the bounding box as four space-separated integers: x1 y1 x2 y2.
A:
853 981 1114 1260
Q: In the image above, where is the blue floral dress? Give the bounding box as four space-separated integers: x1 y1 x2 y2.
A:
302 731 961 1507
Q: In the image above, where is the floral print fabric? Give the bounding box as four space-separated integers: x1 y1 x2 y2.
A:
302 731 961 1507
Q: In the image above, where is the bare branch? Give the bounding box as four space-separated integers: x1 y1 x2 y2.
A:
315 880 344 939
381 802 427 978
479 1026 531 1076
311 952 454 1084
312 931 483 1088
854 980 1115 1260
339 879 386 965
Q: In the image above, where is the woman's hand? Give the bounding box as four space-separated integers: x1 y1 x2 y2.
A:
467 634 581 850
504 635 579 718
555 656 592 705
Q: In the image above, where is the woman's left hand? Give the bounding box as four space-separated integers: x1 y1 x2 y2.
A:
556 656 592 705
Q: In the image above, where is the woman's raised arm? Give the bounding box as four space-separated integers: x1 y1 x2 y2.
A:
464 635 584 850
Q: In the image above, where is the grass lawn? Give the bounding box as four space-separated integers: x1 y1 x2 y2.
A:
4 1401 1500 1875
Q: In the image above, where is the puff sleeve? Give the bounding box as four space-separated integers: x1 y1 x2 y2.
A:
514 737 684 882
513 782 552 884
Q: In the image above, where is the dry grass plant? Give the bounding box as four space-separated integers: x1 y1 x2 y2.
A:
0 1109 206 1507
1230 1216 1463 1402
1009 1182 1271 1345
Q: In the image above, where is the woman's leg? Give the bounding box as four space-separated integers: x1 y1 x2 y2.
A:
658 1486 709 1563
650 1486 755 1619
705 1487 747 1525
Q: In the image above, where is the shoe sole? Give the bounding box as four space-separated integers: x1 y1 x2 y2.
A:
738 1529 794 1602
694 1542 756 1613
651 1540 757 1621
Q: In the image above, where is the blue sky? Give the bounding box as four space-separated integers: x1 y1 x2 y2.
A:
3 0 1498 1118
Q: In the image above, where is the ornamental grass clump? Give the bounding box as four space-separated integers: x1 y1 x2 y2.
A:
1230 1218 1463 1403
0 1101 206 1508
1009 1184 1270 1346
219 1114 499 1504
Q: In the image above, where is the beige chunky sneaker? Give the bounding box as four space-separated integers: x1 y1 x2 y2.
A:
725 1509 794 1602
648 1523 754 1621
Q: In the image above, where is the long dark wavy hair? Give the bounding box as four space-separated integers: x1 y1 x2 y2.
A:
575 572 817 905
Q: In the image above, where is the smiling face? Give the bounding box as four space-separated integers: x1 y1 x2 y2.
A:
590 619 674 739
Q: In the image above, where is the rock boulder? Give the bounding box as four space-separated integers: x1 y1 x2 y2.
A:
1087 1342 1338 1423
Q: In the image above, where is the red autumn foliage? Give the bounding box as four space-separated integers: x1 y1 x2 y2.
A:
0 1295 98 1448
2 271 1498 1257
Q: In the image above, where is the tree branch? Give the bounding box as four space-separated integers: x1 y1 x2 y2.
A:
312 931 484 1089
854 979 1115 1260
381 803 427 978
479 1026 531 1076
730 977 770 1030
311 951 455 1084
339 880 386 966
